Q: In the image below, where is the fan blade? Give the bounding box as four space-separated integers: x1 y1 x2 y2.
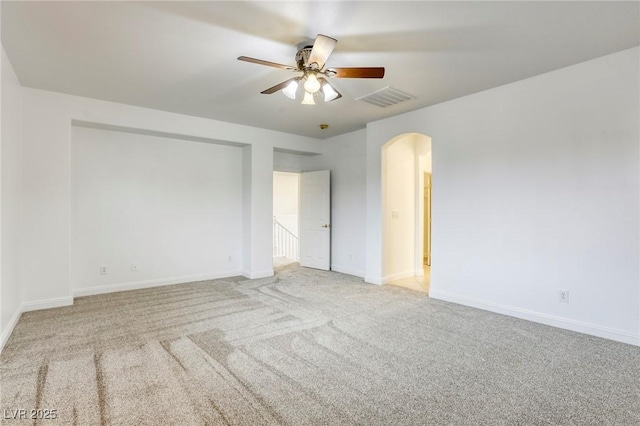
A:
238 56 297 71
319 77 342 102
261 77 299 94
327 67 385 78
307 34 338 69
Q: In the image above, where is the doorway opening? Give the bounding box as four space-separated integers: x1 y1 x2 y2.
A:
381 133 432 292
273 172 300 266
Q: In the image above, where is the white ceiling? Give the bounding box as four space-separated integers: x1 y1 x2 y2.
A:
2 1 638 139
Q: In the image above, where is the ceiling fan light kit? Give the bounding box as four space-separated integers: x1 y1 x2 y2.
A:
238 34 385 106
283 78 340 105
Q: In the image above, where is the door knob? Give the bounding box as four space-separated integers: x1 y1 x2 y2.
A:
322 224 330 228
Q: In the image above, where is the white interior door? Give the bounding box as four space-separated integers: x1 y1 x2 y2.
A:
299 170 330 270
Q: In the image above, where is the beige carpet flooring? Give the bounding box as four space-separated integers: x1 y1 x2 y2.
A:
1 261 639 425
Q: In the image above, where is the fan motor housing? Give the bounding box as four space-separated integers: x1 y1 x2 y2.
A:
295 46 314 70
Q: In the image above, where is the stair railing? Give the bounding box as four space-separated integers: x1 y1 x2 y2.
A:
273 217 299 260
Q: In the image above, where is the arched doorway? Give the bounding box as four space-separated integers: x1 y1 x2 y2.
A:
381 133 432 291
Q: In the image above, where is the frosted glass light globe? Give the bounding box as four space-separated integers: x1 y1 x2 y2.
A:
282 80 298 99
302 91 315 105
304 73 321 94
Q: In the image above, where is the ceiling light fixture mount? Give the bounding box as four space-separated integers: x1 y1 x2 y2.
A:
238 34 385 105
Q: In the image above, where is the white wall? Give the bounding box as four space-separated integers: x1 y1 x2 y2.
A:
273 172 299 237
242 146 252 277
383 136 416 281
19 88 321 309
273 151 316 173
309 129 367 277
381 134 430 282
242 143 274 278
71 126 243 295
366 47 640 345
0 47 23 349
421 152 432 174
272 132 368 277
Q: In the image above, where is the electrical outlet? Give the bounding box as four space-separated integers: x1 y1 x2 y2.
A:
100 266 107 275
131 263 138 272
558 289 569 303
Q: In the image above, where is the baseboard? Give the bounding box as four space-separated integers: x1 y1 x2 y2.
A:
242 269 274 280
73 270 242 298
1 272 242 354
364 275 383 285
381 270 415 285
22 296 74 312
0 307 23 353
330 264 365 278
1 296 74 354
429 289 640 347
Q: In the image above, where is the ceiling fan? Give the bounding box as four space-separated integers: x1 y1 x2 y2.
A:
238 34 385 105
